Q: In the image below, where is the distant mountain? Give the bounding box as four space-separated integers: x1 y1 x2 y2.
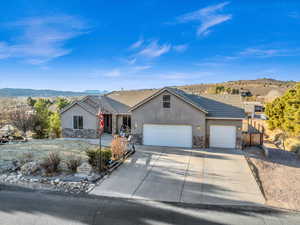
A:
84 90 108 95
0 88 107 97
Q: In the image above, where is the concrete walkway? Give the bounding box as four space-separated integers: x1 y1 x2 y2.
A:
91 146 265 205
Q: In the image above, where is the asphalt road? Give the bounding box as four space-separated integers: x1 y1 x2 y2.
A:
1 184 300 225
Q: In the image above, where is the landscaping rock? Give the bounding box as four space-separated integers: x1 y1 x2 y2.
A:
62 175 85 182
0 161 20 174
0 165 10 174
20 162 40 175
77 162 92 175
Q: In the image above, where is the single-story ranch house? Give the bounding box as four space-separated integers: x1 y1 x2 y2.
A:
61 87 245 149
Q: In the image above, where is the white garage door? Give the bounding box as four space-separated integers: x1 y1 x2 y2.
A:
209 125 236 148
143 124 192 148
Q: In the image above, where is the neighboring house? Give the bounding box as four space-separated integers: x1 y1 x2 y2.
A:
60 87 245 149
240 90 252 97
243 101 265 118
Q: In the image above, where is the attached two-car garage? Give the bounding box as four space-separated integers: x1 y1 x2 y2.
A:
143 124 193 148
143 124 237 149
132 88 243 149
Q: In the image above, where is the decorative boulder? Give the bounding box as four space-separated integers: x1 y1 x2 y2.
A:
20 161 40 175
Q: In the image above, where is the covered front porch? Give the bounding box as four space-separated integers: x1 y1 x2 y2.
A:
101 114 131 135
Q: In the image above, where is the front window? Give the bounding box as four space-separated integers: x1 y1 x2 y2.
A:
163 95 171 108
73 116 83 129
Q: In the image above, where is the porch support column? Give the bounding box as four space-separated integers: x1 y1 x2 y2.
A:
112 114 117 135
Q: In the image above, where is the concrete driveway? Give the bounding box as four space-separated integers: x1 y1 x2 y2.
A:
91 146 265 205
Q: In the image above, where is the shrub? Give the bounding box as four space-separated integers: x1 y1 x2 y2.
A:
48 112 61 138
65 155 82 173
290 144 300 153
111 136 127 160
86 148 112 172
40 152 61 175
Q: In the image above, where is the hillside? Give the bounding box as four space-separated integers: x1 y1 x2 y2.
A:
178 78 297 100
0 88 107 97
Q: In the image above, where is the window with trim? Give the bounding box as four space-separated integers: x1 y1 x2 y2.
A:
163 95 171 108
73 116 83 129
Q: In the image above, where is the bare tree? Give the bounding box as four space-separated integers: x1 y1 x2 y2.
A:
9 107 35 138
0 111 9 128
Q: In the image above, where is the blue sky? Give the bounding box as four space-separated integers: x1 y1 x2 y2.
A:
0 0 299 91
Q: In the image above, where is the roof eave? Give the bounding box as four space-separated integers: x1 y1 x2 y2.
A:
60 101 96 117
60 101 78 114
206 116 245 120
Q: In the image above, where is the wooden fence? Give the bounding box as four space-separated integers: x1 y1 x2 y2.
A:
242 132 263 148
242 118 264 148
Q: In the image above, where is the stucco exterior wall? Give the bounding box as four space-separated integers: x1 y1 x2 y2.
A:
131 90 206 147
61 104 98 138
61 104 97 129
206 119 243 149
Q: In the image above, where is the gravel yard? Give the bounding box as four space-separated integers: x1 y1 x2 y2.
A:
0 139 105 194
0 139 98 166
245 146 300 211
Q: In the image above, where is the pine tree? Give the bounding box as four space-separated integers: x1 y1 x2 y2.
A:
265 83 300 136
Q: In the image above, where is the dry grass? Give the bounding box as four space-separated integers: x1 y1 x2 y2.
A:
286 138 300 153
0 139 98 166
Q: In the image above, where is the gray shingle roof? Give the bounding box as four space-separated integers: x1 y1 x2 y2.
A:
77 101 97 115
106 89 157 107
99 96 129 114
166 87 245 118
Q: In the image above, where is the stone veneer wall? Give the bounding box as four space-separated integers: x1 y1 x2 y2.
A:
62 128 99 139
132 133 142 145
193 136 205 148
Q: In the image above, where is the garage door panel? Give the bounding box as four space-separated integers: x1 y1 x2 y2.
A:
209 125 236 148
143 124 192 148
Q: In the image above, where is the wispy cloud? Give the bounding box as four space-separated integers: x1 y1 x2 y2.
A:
90 65 151 79
176 2 232 36
0 15 88 64
128 38 187 62
239 47 300 58
129 38 144 49
196 46 300 67
137 40 171 58
173 44 189 53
